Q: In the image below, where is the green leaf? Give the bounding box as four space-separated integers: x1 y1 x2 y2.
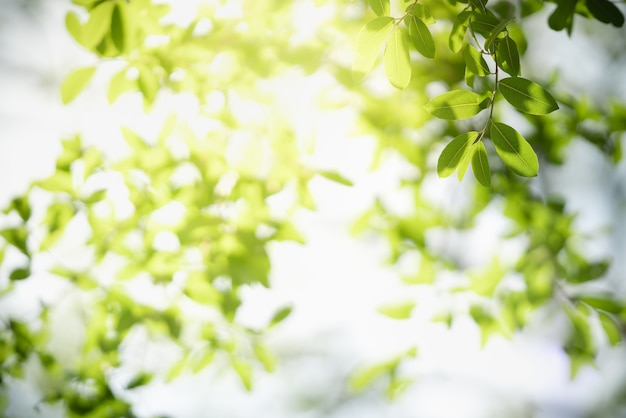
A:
425 90 488 120
437 132 478 178
496 36 520 76
548 0 576 32
484 17 513 50
377 301 415 319
121 127 147 151
407 16 435 58
126 372 152 389
368 0 389 16
499 77 559 115
586 0 624 27
0 227 29 255
269 306 293 327
65 12 83 45
10 267 30 281
464 45 490 77
82 1 115 48
352 17 395 81
318 171 353 186
253 343 276 372
36 171 74 194
469 12 500 38
406 3 435 25
384 28 412 89
490 122 538 177
449 11 471 53
580 296 623 314
138 65 159 103
111 4 128 53
108 68 136 104
598 312 622 345
232 359 253 391
350 360 398 392
61 67 96 104
471 141 491 187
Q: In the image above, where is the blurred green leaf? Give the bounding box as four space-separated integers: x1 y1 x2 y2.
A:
61 67 96 104
352 17 395 81
384 28 412 89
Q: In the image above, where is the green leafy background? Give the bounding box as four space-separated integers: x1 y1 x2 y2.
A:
0 0 625 417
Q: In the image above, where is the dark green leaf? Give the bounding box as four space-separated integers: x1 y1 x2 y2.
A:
407 16 435 58
548 0 577 32
469 12 500 38
586 0 624 27
111 4 127 53
499 77 559 115
490 122 538 177
496 36 520 76
10 267 31 281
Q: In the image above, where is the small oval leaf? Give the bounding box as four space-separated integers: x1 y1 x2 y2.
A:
407 16 435 58
471 142 491 187
496 36 520 76
490 122 538 177
499 77 559 115
425 90 488 120
61 67 96 104
437 132 479 178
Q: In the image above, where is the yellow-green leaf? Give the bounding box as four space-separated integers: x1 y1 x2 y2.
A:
464 45 490 76
384 28 411 89
490 122 538 177
437 132 478 178
425 90 488 120
82 1 115 48
499 77 559 115
377 301 415 319
111 3 128 53
61 67 96 104
352 17 395 81
108 68 136 104
65 12 83 45
368 0 389 16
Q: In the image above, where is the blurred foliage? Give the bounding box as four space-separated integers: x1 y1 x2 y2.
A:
1 0 625 416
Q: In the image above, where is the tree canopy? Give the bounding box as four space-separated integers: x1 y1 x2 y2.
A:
1 0 625 416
